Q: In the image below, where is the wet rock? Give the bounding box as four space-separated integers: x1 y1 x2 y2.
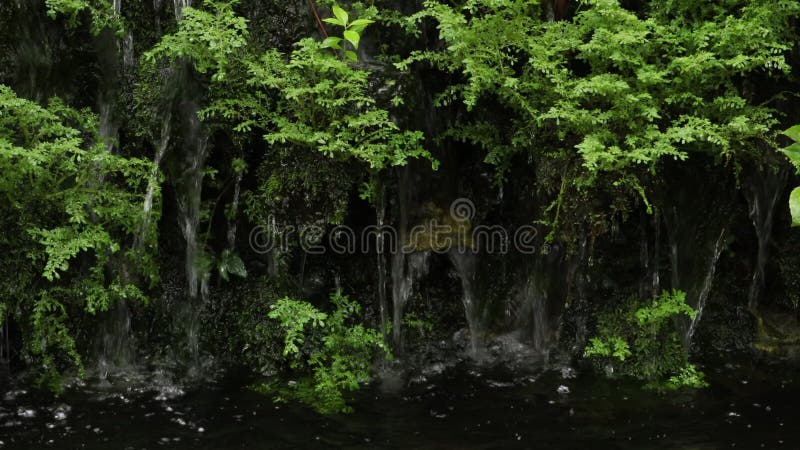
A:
561 367 577 379
557 385 570 395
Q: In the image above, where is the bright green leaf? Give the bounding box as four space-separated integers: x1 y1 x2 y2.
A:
332 5 348 26
781 143 800 168
343 30 360 50
782 125 800 143
321 36 343 50
790 187 800 227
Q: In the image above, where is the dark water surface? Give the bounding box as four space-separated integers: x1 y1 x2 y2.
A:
1 361 798 449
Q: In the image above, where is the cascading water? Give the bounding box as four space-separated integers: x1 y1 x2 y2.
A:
686 229 727 344
745 166 788 310
663 196 731 346
174 101 209 374
98 101 118 154
95 300 134 383
391 250 430 347
173 0 191 20
139 112 172 247
153 0 163 35
177 114 209 301
376 190 389 334
448 249 481 353
226 171 243 250
513 257 551 355
391 166 412 347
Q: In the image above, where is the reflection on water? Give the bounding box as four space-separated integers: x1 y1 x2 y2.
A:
1 360 798 449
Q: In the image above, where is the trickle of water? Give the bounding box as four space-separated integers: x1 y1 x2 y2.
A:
98 101 117 154
376 191 389 334
686 229 726 344
123 31 135 68
226 172 243 250
137 112 171 249
113 0 121 15
153 0 163 35
95 300 135 381
448 249 481 353
391 251 430 347
173 0 191 20
745 167 788 310
176 103 209 301
507 249 567 358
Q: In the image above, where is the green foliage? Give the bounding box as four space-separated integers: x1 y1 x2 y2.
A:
585 290 706 390
662 364 709 391
45 0 123 35
208 37 435 171
403 0 799 241
217 249 247 282
320 4 376 62
780 125 800 227
268 297 328 357
0 85 156 389
264 291 390 414
585 335 632 361
143 0 249 81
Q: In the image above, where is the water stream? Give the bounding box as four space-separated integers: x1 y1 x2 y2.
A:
448 249 481 353
745 166 788 310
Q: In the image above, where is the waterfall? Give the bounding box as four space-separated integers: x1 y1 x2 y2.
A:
663 200 729 346
652 209 661 296
686 229 726 344
98 100 117 154
226 171 243 249
745 167 788 310
173 0 191 20
137 112 171 249
639 209 662 299
448 249 481 353
563 228 589 351
514 260 550 354
123 31 135 68
173 103 209 375
96 300 134 382
176 109 209 301
153 0 163 35
391 251 430 347
0 315 9 367
391 166 412 347
376 190 389 334
113 0 122 15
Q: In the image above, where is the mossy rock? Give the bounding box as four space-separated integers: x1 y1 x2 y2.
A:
754 306 800 358
404 202 474 252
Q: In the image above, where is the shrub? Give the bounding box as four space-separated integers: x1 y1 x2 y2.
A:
261 291 390 414
585 290 708 390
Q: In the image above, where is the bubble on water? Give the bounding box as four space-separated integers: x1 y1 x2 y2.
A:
53 404 70 421
16 408 35 419
557 385 570 395
4 390 27 401
197 427 205 433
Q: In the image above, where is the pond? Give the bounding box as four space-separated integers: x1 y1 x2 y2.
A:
1 359 797 449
